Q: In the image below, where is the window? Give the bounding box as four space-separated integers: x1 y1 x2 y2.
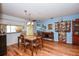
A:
11 26 16 32
6 25 16 33
6 25 23 33
6 25 11 33
0 24 23 33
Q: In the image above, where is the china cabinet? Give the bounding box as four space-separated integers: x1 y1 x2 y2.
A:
72 19 79 45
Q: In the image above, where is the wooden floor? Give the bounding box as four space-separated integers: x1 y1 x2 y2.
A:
7 40 79 56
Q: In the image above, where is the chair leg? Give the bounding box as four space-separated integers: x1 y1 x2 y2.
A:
35 48 38 55
30 47 33 56
23 45 26 52
31 49 33 56
33 47 38 55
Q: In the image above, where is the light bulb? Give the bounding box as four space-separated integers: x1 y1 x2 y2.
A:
27 22 30 25
32 22 34 25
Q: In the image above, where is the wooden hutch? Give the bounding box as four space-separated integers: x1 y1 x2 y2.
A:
72 19 79 45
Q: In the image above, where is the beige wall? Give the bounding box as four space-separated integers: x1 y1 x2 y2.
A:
26 24 34 35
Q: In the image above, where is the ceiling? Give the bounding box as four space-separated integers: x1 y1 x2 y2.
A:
1 3 79 20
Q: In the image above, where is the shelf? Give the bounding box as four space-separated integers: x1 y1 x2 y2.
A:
72 19 79 45
55 21 71 32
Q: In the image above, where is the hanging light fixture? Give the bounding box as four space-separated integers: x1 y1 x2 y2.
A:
24 10 34 25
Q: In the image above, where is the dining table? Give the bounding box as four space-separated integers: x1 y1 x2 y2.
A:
25 35 37 56
18 35 43 56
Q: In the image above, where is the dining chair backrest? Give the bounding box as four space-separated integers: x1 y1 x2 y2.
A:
19 34 25 44
36 36 42 45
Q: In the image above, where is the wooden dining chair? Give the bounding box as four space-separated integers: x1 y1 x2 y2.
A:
32 36 43 55
18 34 31 52
18 35 25 50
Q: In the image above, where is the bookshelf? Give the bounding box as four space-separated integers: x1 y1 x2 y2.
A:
55 21 71 32
55 21 71 43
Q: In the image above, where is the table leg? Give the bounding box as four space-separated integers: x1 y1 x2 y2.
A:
42 38 44 48
18 37 19 48
31 47 33 56
30 41 34 56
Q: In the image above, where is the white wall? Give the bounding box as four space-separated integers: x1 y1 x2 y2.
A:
7 33 21 46
1 14 26 46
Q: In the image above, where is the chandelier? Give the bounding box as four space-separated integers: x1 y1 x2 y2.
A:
24 10 34 25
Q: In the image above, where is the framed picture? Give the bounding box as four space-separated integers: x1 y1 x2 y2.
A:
66 21 71 32
48 24 52 30
55 22 59 32
61 21 66 31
